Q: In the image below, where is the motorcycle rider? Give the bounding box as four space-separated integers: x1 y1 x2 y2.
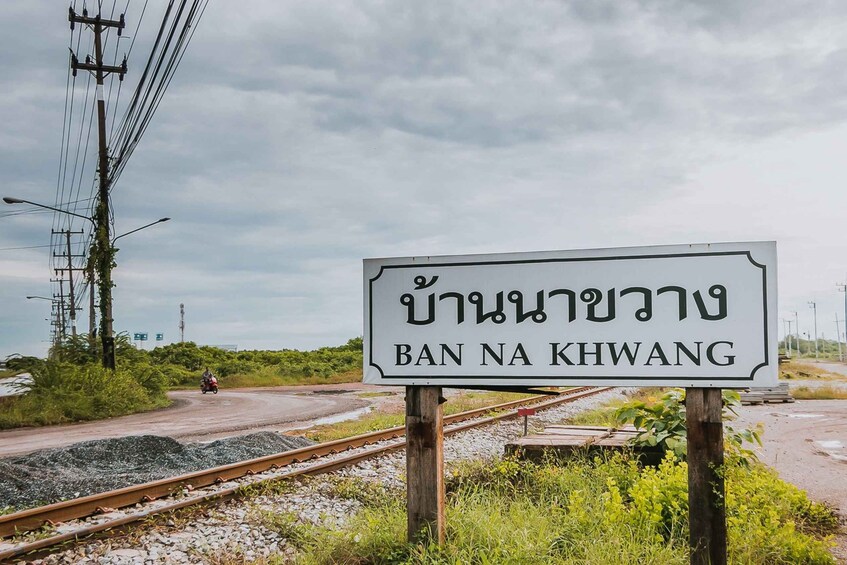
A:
201 367 213 389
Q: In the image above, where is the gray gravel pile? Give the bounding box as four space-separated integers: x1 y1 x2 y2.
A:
0 432 313 509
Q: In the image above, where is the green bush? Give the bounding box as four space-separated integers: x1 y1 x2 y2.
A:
296 454 836 565
0 360 170 429
147 337 364 388
614 389 762 463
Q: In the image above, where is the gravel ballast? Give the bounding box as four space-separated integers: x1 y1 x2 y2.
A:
0 432 314 509
10 388 633 565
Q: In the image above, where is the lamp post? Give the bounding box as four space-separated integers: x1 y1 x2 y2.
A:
26 295 61 350
4 196 170 368
113 218 170 244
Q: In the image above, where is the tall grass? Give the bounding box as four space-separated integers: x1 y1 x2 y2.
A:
781 361 846 381
288 454 837 564
0 361 169 429
791 385 847 400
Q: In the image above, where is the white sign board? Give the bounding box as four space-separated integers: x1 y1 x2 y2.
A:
363 242 777 388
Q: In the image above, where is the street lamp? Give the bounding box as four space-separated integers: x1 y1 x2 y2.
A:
4 196 170 369
113 218 170 244
2 197 94 225
26 295 61 349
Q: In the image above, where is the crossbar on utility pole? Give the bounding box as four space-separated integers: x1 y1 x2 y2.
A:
70 6 127 369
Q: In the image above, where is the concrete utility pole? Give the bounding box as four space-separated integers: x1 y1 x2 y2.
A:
808 301 819 361
786 319 794 357
838 283 847 362
836 313 843 362
53 278 67 341
70 6 126 369
782 318 791 356
794 311 801 356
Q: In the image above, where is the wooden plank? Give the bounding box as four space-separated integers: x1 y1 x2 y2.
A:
686 388 727 565
405 386 445 544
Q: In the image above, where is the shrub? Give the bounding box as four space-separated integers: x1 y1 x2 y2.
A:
0 360 170 429
614 389 762 463
296 454 837 565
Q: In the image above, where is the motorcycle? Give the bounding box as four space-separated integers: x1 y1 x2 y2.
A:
201 375 218 394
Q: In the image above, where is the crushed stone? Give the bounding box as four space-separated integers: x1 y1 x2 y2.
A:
0 432 313 509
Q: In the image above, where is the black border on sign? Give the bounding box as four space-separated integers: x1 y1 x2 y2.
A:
367 250 769 382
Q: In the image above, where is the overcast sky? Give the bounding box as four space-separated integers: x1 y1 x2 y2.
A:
2 1 847 357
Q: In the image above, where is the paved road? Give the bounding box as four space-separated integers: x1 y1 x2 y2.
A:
816 362 847 377
0 384 382 458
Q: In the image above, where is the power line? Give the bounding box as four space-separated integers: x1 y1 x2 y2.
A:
0 244 56 252
109 0 209 190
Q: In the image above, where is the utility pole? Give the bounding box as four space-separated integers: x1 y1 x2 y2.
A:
838 283 847 363
70 6 126 369
179 303 185 342
53 278 67 342
786 319 793 357
794 311 801 356
782 319 790 356
836 313 843 362
808 301 818 361
53 229 84 338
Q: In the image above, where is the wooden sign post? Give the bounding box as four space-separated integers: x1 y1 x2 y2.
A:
686 387 727 565
405 385 445 544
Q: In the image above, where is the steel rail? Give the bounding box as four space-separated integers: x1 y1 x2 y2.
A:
0 388 586 538
0 387 608 561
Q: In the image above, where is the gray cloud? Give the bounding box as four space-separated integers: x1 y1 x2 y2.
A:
3 0 847 355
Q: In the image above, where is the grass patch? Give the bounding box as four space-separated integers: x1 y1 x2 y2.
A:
565 388 666 426
781 361 846 381
300 390 536 442
0 360 170 429
324 476 400 507
290 454 837 564
791 385 847 400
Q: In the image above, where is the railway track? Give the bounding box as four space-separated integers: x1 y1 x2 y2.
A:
0 386 609 561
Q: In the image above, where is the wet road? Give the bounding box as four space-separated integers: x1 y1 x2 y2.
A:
0 384 378 458
817 362 847 377
736 400 847 513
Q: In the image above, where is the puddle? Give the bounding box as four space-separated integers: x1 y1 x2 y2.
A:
309 406 373 426
787 413 824 418
815 440 844 450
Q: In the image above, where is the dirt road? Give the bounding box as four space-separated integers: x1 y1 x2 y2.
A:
736 399 847 561
0 383 388 458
